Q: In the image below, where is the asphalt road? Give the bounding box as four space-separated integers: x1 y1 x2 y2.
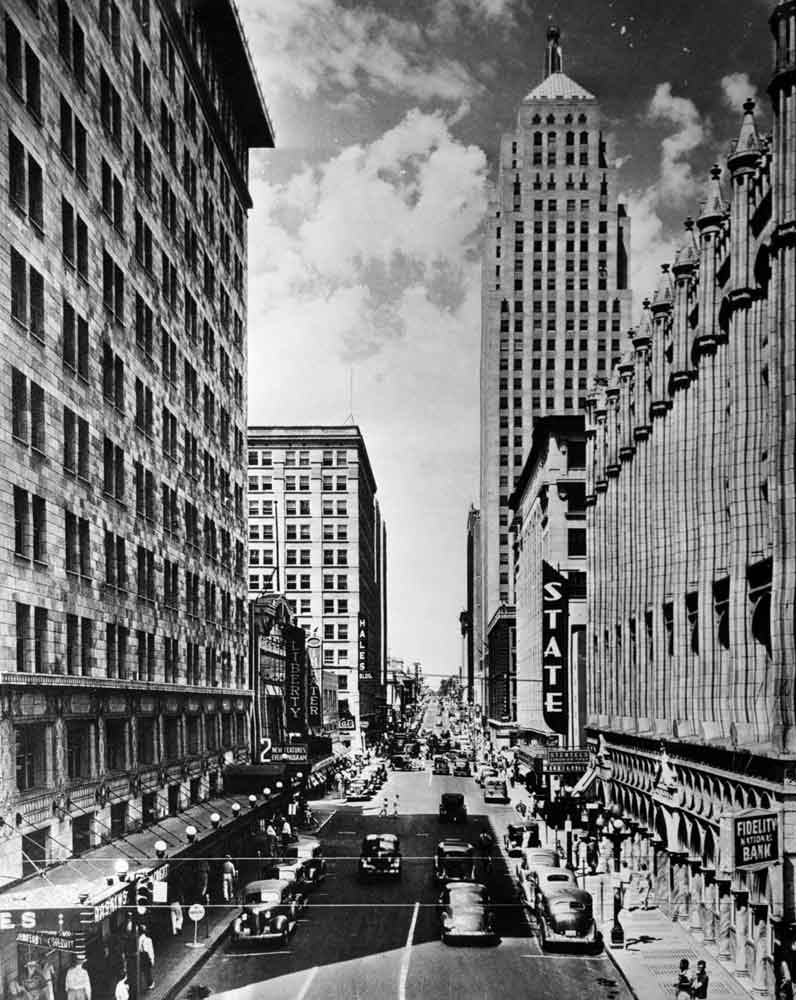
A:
191 707 632 1000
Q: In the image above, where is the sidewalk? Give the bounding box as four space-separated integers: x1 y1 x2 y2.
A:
149 802 338 1000
500 780 755 1000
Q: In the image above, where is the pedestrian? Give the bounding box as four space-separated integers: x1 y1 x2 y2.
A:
674 958 691 1000
392 795 399 817
40 957 56 1000
639 863 653 910
114 976 129 1000
137 927 155 991
379 797 388 818
170 898 184 936
265 819 277 857
281 817 292 852
691 960 709 999
221 855 237 902
65 958 92 1000
8 979 33 1000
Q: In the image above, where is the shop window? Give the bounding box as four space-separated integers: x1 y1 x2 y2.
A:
168 784 180 816
189 777 200 803
105 718 127 772
16 723 47 791
137 716 156 764
110 800 127 839
66 720 91 781
164 717 180 759
142 791 156 826
72 813 91 857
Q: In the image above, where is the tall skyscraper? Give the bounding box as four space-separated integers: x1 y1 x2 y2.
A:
247 426 387 751
478 26 632 720
0 0 272 960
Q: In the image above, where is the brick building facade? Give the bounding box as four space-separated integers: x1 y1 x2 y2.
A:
585 3 796 993
0 0 271 984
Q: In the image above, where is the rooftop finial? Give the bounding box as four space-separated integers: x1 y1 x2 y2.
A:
546 25 563 77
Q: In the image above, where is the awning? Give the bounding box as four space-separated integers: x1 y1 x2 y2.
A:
0 794 251 928
570 767 600 797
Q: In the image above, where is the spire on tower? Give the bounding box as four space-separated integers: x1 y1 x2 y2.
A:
545 25 563 77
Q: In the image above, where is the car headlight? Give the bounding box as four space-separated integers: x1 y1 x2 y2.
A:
263 910 271 920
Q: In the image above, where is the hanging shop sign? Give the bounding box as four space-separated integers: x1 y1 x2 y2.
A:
0 911 37 931
308 683 322 729
284 629 306 732
545 749 590 775
358 615 373 681
542 562 569 735
17 928 76 952
733 810 779 869
339 717 356 731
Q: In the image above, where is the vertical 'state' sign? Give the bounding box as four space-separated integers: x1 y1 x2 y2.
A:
542 562 569 735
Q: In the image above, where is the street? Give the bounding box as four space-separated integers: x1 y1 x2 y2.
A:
191 707 632 1000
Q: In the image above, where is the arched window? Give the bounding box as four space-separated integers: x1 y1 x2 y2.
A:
566 131 575 145
578 113 587 124
580 131 589 144
533 131 542 146
532 113 541 124
546 114 555 124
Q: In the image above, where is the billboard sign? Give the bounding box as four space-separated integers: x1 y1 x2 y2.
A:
734 811 779 870
358 614 373 681
542 562 569 735
284 628 306 734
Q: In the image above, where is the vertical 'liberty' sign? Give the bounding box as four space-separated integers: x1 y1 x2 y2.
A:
542 562 569 735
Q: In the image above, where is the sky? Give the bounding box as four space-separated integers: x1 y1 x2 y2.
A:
236 0 776 683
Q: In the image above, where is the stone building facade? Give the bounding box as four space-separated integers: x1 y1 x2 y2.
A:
0 0 271 982
510 416 587 748
247 426 388 751
478 26 632 729
585 3 796 993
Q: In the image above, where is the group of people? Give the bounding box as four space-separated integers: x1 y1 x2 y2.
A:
675 958 709 999
378 794 400 817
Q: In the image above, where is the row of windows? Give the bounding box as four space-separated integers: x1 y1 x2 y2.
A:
249 522 349 542
248 449 351 468
248 498 351 518
15 601 246 687
16 709 246 792
282 573 350 592
249 548 349 568
247 474 349 493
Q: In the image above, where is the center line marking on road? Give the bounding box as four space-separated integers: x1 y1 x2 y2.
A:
296 966 319 1000
398 901 420 1000
316 810 337 831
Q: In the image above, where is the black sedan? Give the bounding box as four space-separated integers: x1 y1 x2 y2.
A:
358 833 402 880
434 839 477 884
438 882 497 945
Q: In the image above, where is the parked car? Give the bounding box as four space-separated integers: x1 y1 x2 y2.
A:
230 879 304 947
438 792 468 824
438 882 496 945
517 847 561 879
434 839 477 884
390 754 412 771
503 821 541 857
358 833 402 880
520 865 577 910
290 835 327 887
536 881 600 951
433 755 451 775
476 766 498 787
483 777 509 803
452 758 471 777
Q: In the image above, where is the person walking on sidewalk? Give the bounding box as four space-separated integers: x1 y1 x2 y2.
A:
114 976 129 1000
65 958 92 1000
690 960 709 999
221 855 237 903
137 928 155 992
674 958 691 1000
170 898 184 936
639 863 653 910
281 817 293 853
392 795 399 817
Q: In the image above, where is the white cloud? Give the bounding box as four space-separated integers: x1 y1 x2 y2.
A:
720 72 758 111
246 110 487 669
622 188 681 318
647 83 707 204
237 0 483 114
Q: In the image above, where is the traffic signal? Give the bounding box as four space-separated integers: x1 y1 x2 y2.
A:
135 877 153 913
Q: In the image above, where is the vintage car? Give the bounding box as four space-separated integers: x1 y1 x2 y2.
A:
536 882 600 951
503 821 541 857
516 846 561 878
390 754 413 771
230 879 304 947
433 755 451 776
438 792 468 824
346 780 372 801
434 839 477 884
358 833 402 879
293 836 327 887
520 865 578 910
475 766 498 787
438 882 496 945
452 758 471 777
483 777 509 803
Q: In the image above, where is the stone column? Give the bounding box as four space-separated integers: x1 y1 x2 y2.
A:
689 865 704 938
752 906 770 996
672 855 690 922
734 891 750 976
702 875 717 944
718 881 733 960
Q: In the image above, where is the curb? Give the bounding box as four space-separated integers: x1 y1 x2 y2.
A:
599 932 642 1000
161 924 230 1000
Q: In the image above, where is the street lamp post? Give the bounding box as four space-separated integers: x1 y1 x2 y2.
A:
607 811 630 948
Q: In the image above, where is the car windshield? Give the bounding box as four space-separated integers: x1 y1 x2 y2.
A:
442 795 463 805
363 838 397 855
246 890 279 905
545 873 573 883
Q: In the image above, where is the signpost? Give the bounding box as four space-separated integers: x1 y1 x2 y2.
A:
187 903 205 948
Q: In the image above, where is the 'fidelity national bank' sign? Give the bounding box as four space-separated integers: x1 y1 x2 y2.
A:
734 811 779 868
